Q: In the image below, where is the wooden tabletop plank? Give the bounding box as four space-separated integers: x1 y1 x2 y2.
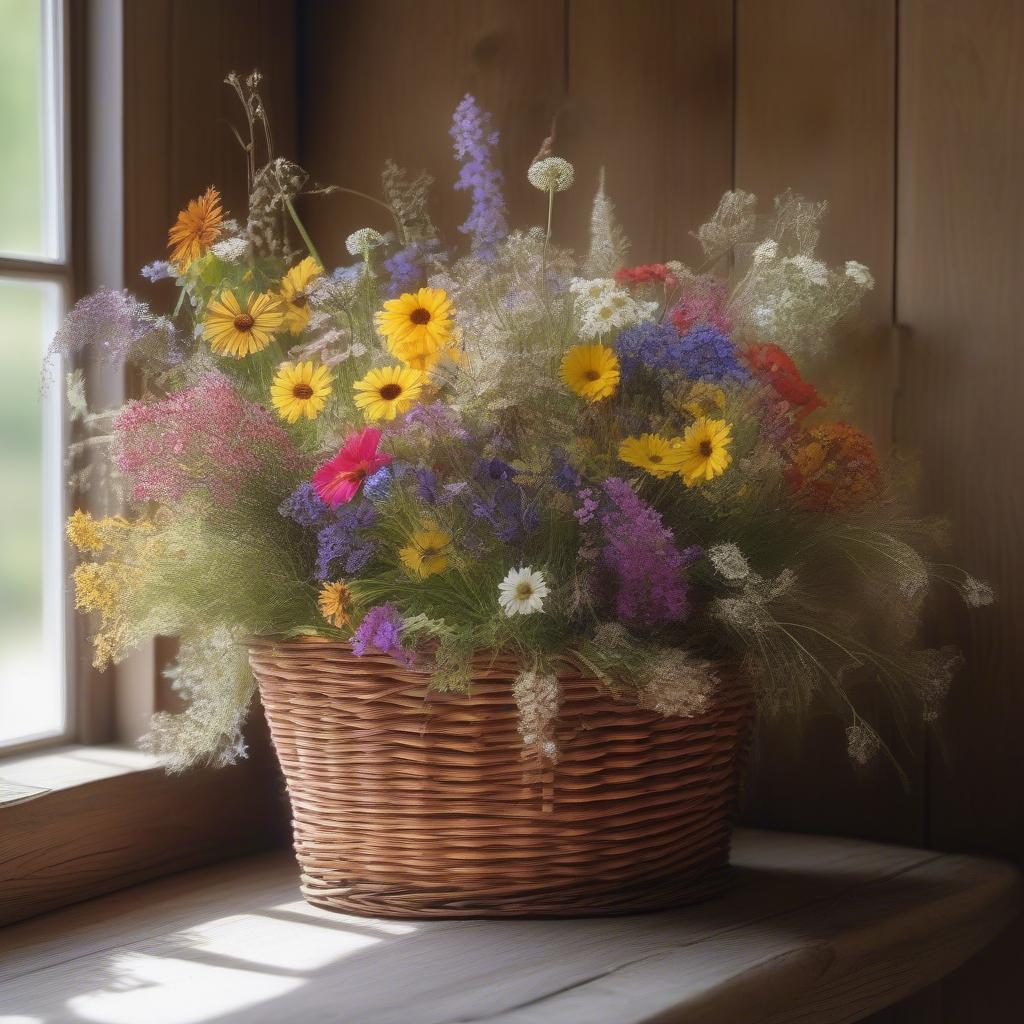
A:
0 829 1018 1024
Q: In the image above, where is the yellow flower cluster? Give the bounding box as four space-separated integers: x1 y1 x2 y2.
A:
618 418 734 487
66 510 155 669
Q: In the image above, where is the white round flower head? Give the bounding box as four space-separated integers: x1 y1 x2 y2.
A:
844 260 875 289
784 254 829 287
527 157 575 193
498 566 549 616
210 235 250 264
752 239 778 265
708 542 751 582
345 227 385 257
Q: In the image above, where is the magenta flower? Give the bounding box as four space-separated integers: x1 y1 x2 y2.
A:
312 427 393 507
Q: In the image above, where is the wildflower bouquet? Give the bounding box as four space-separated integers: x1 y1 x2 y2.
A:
59 76 991 789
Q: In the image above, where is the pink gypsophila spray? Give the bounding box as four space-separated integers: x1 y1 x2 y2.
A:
113 372 301 505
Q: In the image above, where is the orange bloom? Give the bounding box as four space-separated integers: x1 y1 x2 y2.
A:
789 422 880 512
168 186 224 272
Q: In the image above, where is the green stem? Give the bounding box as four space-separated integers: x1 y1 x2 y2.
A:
546 187 555 244
285 197 325 270
332 186 406 244
173 286 187 317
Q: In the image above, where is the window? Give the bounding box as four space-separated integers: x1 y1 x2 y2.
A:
0 0 70 751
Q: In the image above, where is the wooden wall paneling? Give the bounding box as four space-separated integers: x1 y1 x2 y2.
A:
296 0 565 270
562 0 734 264
732 0 918 845
898 0 1024 1015
124 0 298 301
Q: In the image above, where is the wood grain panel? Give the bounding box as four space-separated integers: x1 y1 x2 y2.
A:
1 831 1018 1023
563 0 733 263
732 0 918 846
898 0 1024 1015
296 0 565 270
0 710 286 926
124 0 298 302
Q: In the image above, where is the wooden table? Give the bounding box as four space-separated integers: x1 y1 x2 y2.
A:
0 829 1018 1024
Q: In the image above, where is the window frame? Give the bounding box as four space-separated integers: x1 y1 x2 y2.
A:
0 0 75 757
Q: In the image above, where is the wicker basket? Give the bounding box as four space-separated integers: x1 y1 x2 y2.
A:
249 637 754 919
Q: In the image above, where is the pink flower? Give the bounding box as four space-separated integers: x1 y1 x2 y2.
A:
313 427 393 506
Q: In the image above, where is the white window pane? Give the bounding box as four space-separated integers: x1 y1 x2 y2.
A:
0 277 66 746
0 0 64 261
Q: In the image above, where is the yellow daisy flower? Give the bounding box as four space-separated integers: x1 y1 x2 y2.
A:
318 580 354 628
167 186 223 272
680 382 727 419
675 417 733 485
278 256 323 335
560 343 620 402
353 364 425 421
271 360 333 423
399 523 452 579
203 290 285 358
618 433 685 478
375 287 455 371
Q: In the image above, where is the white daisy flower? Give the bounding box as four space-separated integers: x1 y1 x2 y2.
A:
498 566 549 617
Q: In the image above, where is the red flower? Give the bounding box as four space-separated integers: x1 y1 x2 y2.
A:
669 280 732 335
788 422 880 513
312 427 393 507
746 343 823 417
614 263 677 290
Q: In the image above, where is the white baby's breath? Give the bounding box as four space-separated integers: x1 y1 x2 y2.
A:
345 227 385 257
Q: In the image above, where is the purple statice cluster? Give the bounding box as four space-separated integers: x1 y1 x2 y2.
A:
552 453 582 493
387 401 470 443
450 94 508 260
383 239 444 297
278 481 329 528
314 503 378 580
279 481 377 581
615 321 748 384
351 603 415 667
413 466 467 505
598 477 700 628
469 458 539 545
51 287 180 366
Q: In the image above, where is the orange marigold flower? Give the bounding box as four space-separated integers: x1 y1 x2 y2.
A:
789 422 880 513
168 186 224 272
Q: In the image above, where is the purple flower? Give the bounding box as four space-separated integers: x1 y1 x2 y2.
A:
50 288 180 365
552 453 582 492
616 321 748 384
389 401 470 442
351 603 415 667
279 482 330 529
599 477 695 627
383 239 444 297
315 503 378 580
141 260 174 283
574 487 600 525
363 466 394 501
468 459 538 544
450 94 508 260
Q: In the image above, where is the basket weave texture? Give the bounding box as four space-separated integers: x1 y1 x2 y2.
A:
250 638 754 919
